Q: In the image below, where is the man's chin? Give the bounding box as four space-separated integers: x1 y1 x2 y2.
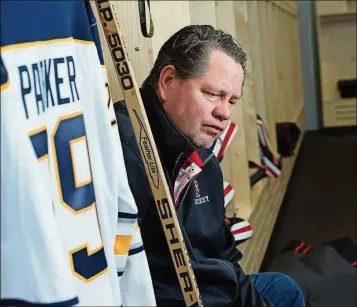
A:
191 136 216 149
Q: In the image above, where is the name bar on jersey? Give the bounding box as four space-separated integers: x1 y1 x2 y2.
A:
19 56 80 120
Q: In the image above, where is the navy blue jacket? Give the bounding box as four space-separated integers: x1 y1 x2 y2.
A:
114 83 273 307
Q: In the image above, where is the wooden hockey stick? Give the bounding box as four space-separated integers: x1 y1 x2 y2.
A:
94 1 203 306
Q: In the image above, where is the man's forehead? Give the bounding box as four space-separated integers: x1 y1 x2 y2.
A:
203 69 243 96
206 52 243 77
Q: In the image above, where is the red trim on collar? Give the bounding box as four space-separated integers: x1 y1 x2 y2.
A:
175 172 201 207
187 150 204 167
174 151 204 206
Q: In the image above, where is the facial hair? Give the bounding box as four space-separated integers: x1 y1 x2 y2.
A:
187 133 216 149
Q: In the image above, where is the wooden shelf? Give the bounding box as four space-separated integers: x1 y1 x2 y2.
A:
319 11 356 23
269 0 297 16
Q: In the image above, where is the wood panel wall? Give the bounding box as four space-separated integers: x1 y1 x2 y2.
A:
216 1 252 219
92 0 305 272
222 0 304 223
229 0 304 272
239 108 305 274
316 0 356 127
318 2 356 103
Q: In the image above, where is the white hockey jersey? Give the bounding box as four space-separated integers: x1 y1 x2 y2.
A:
0 1 155 306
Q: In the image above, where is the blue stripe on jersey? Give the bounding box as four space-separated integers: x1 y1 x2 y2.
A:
0 297 79 306
118 212 137 219
128 244 145 256
0 57 8 86
84 0 105 65
0 0 104 64
29 129 48 159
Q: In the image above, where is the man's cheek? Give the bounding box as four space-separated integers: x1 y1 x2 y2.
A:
194 103 208 119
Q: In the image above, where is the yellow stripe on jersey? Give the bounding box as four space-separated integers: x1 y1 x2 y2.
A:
28 125 47 136
0 37 94 54
38 154 49 162
135 222 139 231
114 235 132 256
0 78 10 92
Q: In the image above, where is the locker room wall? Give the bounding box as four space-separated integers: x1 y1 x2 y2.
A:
92 0 305 273
230 0 305 273
316 0 357 127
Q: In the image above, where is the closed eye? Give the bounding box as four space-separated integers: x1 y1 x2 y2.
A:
204 90 239 105
204 91 220 98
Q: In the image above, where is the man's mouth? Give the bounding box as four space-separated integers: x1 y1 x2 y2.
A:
204 125 224 135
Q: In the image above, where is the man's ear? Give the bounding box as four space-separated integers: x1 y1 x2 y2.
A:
157 65 176 102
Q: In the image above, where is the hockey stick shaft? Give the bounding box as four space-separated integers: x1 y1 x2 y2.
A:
94 1 203 306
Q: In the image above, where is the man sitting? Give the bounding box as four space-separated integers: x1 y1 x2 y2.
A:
115 25 305 307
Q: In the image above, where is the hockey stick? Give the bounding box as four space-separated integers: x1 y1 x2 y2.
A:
94 1 203 306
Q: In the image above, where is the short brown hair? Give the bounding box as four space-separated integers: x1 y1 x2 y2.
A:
143 24 247 88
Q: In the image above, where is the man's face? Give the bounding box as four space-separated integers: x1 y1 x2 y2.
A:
158 49 244 148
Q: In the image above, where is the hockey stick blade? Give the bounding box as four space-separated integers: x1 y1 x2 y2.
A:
94 1 203 306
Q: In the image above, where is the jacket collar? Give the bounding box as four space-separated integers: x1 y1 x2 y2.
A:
140 83 213 181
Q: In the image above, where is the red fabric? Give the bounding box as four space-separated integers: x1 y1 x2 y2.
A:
257 122 268 147
181 150 204 169
223 184 233 197
217 123 236 159
232 225 253 235
302 246 312 255
266 165 281 178
294 242 305 253
187 150 204 167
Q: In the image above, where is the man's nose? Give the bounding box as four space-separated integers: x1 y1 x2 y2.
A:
212 100 231 121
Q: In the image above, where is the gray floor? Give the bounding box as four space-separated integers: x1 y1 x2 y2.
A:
261 126 357 270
